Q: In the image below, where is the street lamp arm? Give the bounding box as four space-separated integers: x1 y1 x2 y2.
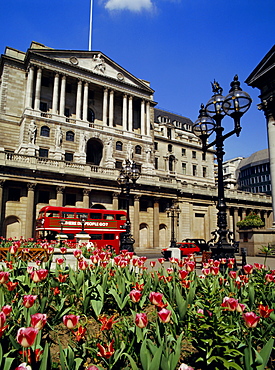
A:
203 127 242 151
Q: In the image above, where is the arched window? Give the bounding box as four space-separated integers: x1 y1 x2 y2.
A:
116 141 123 151
40 126 50 137
169 155 175 172
66 131 75 142
168 144 173 153
135 145 141 155
88 108 95 123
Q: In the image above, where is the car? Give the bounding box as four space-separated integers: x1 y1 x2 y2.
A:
162 242 200 260
182 238 209 252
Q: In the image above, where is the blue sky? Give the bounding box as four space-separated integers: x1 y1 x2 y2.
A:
1 0 274 160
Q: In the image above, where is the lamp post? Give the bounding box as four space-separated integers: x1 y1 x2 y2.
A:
192 75 252 259
117 159 140 252
79 214 88 234
166 202 181 248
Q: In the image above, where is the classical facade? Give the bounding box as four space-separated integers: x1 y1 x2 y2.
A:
0 41 273 250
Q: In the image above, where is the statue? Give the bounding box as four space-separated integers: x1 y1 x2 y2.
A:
145 145 152 163
106 137 113 159
93 53 106 74
80 131 87 153
127 142 133 161
55 126 63 148
211 79 223 95
28 120 37 145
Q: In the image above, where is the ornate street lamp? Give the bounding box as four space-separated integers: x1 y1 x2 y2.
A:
166 202 181 248
117 159 140 252
79 214 88 234
60 219 65 234
193 75 252 259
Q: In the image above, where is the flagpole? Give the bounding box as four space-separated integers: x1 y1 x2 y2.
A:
88 0 93 51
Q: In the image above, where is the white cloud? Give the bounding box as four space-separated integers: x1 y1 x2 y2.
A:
104 0 154 12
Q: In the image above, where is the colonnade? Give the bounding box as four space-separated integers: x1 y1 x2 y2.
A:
25 65 152 135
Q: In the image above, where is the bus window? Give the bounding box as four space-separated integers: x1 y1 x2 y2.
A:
103 234 115 240
90 213 102 220
116 214 126 220
66 233 75 240
46 211 60 218
89 234 102 240
76 213 89 219
103 214 115 220
62 212 75 218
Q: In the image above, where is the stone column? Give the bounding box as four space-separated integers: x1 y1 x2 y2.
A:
103 88 108 125
59 76 66 116
133 195 140 249
56 186 64 207
83 82 89 121
140 100 145 135
146 101 151 136
122 94 128 131
83 189 90 208
76 80 82 120
34 68 42 111
112 192 119 210
153 198 159 249
0 180 4 233
52 73 59 114
25 183 36 239
128 96 133 131
233 207 239 237
25 66 34 108
109 90 114 127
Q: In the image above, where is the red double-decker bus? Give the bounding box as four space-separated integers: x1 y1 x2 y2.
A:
35 206 127 254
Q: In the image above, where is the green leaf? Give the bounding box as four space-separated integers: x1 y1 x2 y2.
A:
39 342 49 370
148 345 162 370
175 285 187 320
3 357 15 370
123 353 139 370
140 340 150 370
91 299 103 317
170 332 184 370
58 341 68 370
74 357 83 370
257 338 274 370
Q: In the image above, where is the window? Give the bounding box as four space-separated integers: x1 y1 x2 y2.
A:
167 128 172 139
38 191 49 203
40 126 50 137
168 144 173 153
202 152 206 161
103 214 115 220
135 145 141 154
39 148 49 158
90 213 102 219
203 167 207 178
154 142 158 150
182 163 186 175
66 131 75 141
193 165 197 176
64 108 70 117
41 77 50 87
65 152 73 162
66 194 76 206
40 102 48 112
116 141 123 151
182 148 186 156
88 108 95 123
66 84 72 93
140 200 148 212
155 157 158 169
115 161 123 169
103 234 115 240
8 188 20 201
192 151 196 159
89 234 102 240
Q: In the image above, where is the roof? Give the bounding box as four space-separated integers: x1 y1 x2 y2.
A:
237 149 269 170
154 107 193 126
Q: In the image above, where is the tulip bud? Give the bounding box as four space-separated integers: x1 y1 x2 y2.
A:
134 313 148 328
22 295 37 308
129 289 142 303
16 327 39 347
158 308 172 323
63 314 80 329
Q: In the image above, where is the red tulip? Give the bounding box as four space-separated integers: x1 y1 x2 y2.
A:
46 246 54 254
134 313 148 328
30 269 48 282
158 308 172 323
185 261 195 272
2 305 12 316
97 340 115 359
9 244 18 254
221 297 239 311
0 271 9 284
149 292 163 306
202 268 211 276
73 249 82 258
22 295 37 308
129 289 142 303
55 258 65 265
16 327 39 347
78 260 88 270
243 264 253 275
150 261 156 268
258 304 274 318
158 258 166 264
265 274 274 282
178 270 189 280
72 325 86 341
63 314 80 329
56 274 68 283
98 315 118 331
0 312 6 328
211 267 220 276
243 312 260 328
30 313 47 330
60 247 67 254
229 271 237 279
5 281 18 291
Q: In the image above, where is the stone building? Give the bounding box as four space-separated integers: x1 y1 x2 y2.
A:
0 41 273 250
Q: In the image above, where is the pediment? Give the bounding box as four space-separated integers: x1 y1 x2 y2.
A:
28 48 154 93
246 45 275 88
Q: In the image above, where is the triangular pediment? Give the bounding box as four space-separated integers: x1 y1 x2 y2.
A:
27 46 154 93
246 45 275 88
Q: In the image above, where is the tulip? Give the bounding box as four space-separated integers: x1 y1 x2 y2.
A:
0 271 9 284
178 364 194 370
55 258 65 265
221 297 239 311
15 363 32 370
178 270 189 280
158 258 166 264
243 312 260 328
22 295 37 308
5 281 18 291
97 340 115 359
73 249 82 258
158 308 172 323
166 268 174 274
134 313 148 328
98 315 118 331
258 304 274 318
86 366 99 370
30 313 47 330
9 244 18 254
229 270 237 279
0 312 6 328
202 268 211 276
211 266 220 276
2 305 12 316
78 260 88 270
60 247 67 254
150 261 156 268
265 274 274 282
30 269 48 283
16 327 39 347
129 289 142 303
243 264 253 275
72 325 86 342
185 261 195 272
46 246 54 254
63 314 80 329
149 292 163 306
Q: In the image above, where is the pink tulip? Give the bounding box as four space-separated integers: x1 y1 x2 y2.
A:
30 269 48 282
15 363 32 370
0 271 9 284
202 268 211 276
55 258 65 265
243 264 253 275
243 312 260 328
149 292 163 306
265 274 274 282
73 249 82 258
63 314 80 329
30 313 47 330
78 260 88 270
22 295 37 308
2 305 12 316
129 289 142 303
0 312 6 328
86 367 99 370
16 327 39 347
60 247 67 253
158 308 172 323
221 297 239 311
211 267 220 276
178 364 194 370
134 313 148 328
229 271 237 279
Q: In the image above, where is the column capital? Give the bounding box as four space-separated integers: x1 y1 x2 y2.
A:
0 180 5 188
56 186 65 194
27 182 36 191
134 195 140 201
258 95 275 120
112 192 119 199
83 188 90 196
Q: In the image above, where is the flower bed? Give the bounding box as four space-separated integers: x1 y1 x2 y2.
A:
0 242 275 370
